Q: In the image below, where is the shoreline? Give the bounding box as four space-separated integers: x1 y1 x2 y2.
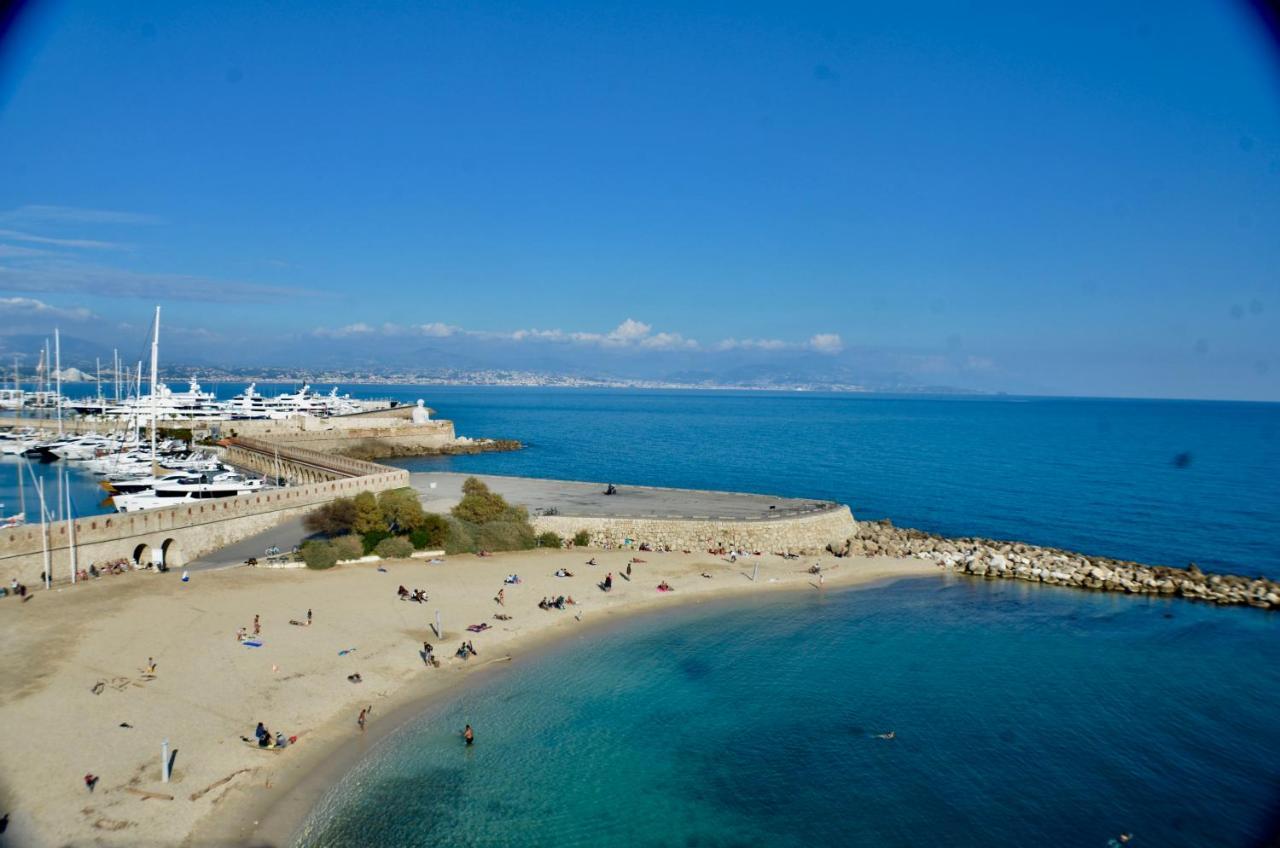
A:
0 546 933 847
218 565 935 848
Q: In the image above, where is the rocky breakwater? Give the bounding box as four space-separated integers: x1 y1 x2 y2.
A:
829 520 1279 610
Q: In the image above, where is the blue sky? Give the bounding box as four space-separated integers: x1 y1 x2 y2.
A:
0 0 1277 398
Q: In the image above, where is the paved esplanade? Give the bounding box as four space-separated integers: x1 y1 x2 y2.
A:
408 473 836 521
188 473 837 571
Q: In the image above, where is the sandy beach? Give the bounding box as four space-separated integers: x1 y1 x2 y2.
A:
0 548 934 847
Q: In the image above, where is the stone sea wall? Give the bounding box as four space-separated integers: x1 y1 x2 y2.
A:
532 505 856 555
832 520 1279 610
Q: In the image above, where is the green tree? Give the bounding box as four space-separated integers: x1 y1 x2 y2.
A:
304 497 358 536
331 535 364 561
444 518 477 554
452 479 512 525
352 491 386 535
476 521 536 551
300 540 338 570
379 488 427 533
410 513 449 550
536 531 562 549
374 536 415 559
361 529 391 555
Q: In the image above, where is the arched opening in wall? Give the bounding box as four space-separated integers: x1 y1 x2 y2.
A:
133 543 151 565
161 538 182 568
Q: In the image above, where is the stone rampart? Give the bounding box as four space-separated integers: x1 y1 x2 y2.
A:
219 417 456 456
0 466 408 585
531 505 855 554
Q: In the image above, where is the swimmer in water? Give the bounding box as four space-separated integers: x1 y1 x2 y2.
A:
875 731 895 740
464 724 474 746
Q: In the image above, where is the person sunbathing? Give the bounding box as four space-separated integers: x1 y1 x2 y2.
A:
586 558 598 566
657 581 673 592
347 673 363 683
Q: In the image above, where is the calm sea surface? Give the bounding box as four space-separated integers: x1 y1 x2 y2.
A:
298 579 1280 848
5 387 1279 576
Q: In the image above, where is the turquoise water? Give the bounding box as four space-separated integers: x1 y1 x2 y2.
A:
298 579 1280 847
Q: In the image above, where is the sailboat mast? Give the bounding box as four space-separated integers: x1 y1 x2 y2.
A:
150 306 160 471
54 328 63 435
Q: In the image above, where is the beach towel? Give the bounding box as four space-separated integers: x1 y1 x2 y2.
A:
338 648 357 656
467 623 491 633
243 640 264 648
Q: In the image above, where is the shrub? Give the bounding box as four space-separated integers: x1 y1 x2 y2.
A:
300 540 337 570
444 518 477 555
352 491 386 535
304 497 357 536
361 529 391 555
331 535 364 561
573 530 592 547
410 513 449 550
452 478 513 525
536 531 562 549
476 521 536 552
379 488 427 533
374 536 415 559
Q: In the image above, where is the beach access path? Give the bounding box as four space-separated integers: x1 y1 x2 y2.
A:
0 546 933 847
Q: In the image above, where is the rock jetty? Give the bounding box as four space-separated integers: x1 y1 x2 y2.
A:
829 519 1279 610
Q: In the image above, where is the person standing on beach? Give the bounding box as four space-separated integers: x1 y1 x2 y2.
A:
358 706 371 731
496 588 505 606
253 614 261 636
307 608 312 625
464 725 474 746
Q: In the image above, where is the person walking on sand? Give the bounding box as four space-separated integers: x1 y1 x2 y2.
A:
358 706 371 732
496 588 505 606
464 724 474 746
307 608 312 625
253 614 261 636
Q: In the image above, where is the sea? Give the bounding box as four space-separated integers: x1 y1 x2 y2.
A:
6 386 1280 845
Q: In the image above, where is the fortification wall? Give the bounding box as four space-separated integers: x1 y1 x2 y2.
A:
220 418 456 455
0 465 408 584
531 505 856 555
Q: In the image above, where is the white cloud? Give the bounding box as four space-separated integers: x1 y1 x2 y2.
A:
309 316 838 357
716 337 790 351
416 322 459 337
0 244 53 258
313 322 377 338
0 205 162 226
608 318 652 342
0 259 315 303
0 228 128 251
0 296 96 322
640 331 698 350
809 333 844 354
